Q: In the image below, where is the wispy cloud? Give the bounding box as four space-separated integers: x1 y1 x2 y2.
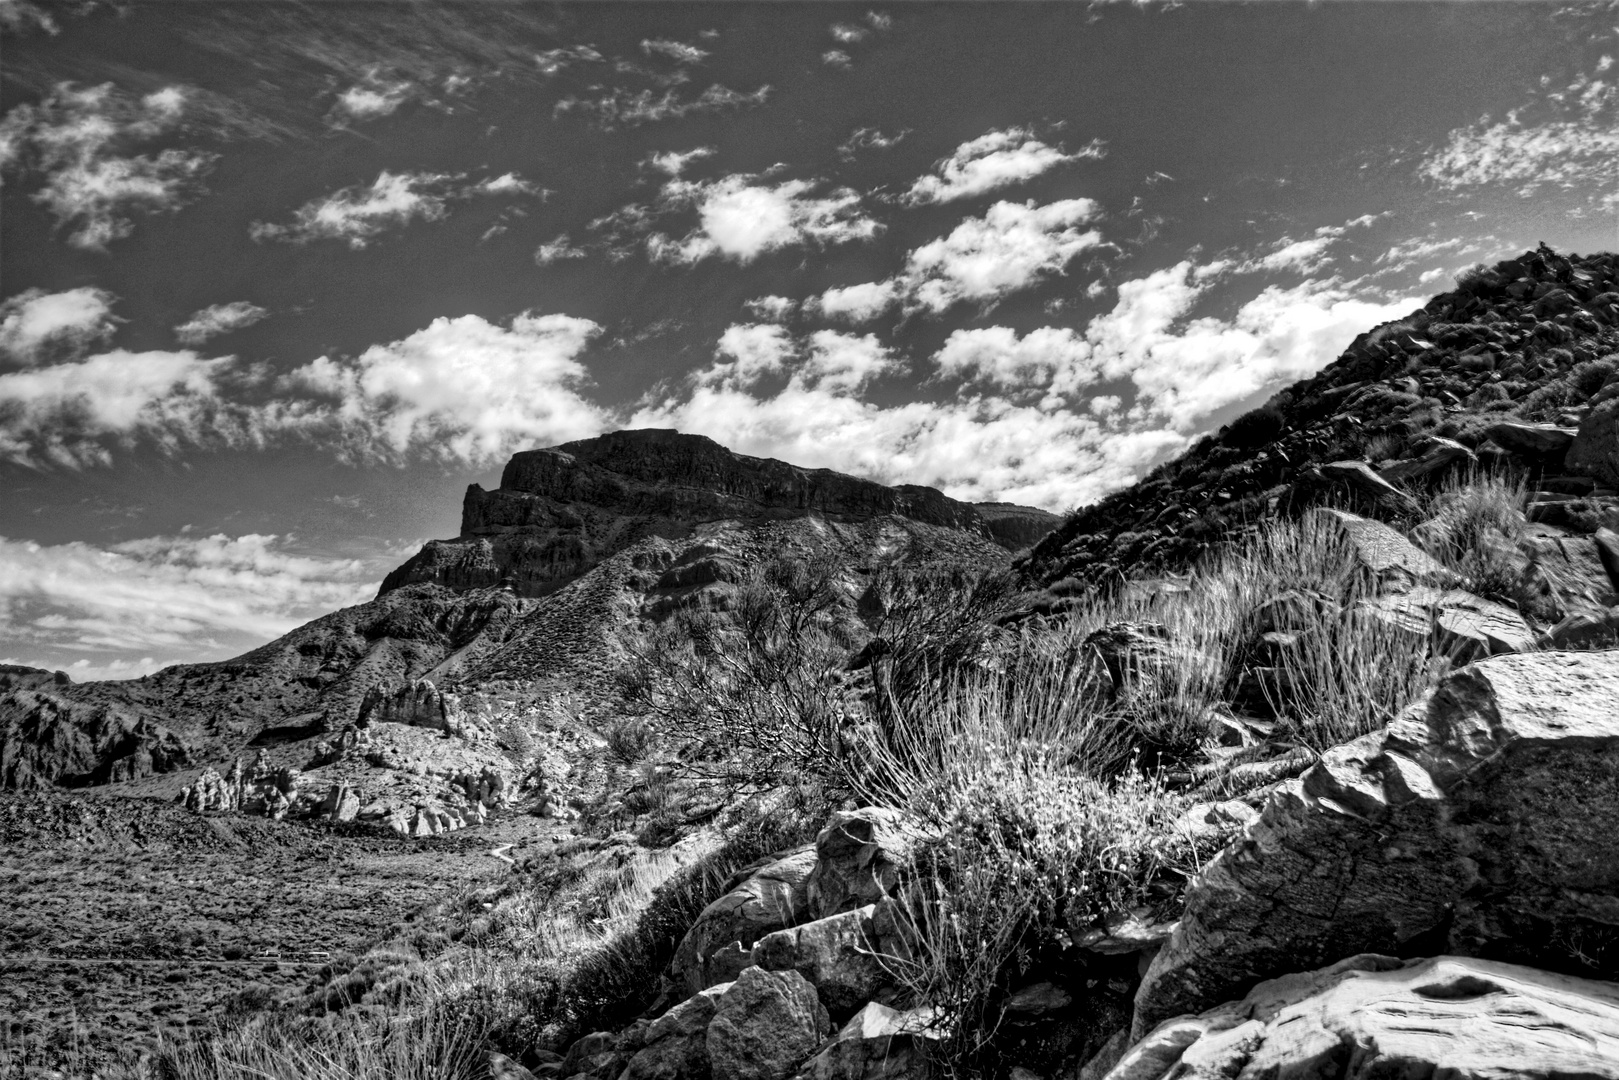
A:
554 83 769 129
625 172 881 266
645 146 714 177
0 82 216 249
173 301 268 346
251 170 534 248
534 234 589 265
333 72 413 121
0 532 378 673
837 126 907 160
905 127 1104 205
0 287 119 365
641 38 709 65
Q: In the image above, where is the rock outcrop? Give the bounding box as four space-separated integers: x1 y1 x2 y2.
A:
1134 649 1619 1036
382 430 1058 598
1111 953 1619 1080
0 690 190 788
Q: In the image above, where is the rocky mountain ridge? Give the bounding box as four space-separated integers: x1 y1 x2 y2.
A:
383 429 1057 597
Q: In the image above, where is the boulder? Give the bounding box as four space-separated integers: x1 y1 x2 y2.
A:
805 808 931 919
708 966 829 1080
357 680 467 735
1305 509 1446 590
1484 420 1578 458
670 847 816 998
1109 953 1619 1080
752 901 910 1021
1378 436 1474 485
1568 397 1619 488
793 1002 940 1080
1134 650 1619 1037
1359 587 1536 662
619 982 731 1080
1315 461 1420 511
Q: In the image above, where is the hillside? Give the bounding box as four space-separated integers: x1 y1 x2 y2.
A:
1019 244 1619 594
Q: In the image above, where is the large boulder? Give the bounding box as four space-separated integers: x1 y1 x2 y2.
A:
1305 509 1447 590
619 982 732 1080
1569 397 1619 488
805 808 931 919
1134 650 1619 1037
752 901 911 1021
793 1003 940 1080
670 847 817 998
707 967 829 1080
1484 420 1578 458
1109 953 1619 1080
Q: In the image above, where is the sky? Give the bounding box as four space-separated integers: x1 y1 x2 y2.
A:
1 0 1616 680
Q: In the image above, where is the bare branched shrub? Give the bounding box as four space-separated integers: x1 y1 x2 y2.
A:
620 553 862 790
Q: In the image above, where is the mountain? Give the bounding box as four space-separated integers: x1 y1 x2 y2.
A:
0 431 1058 794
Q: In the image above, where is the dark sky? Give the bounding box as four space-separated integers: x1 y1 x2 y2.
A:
2 0 1616 678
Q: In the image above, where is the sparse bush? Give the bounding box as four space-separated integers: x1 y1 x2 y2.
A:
603 715 655 766
1414 470 1530 603
1223 403 1285 449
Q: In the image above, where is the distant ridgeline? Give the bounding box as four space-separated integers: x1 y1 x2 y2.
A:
381 429 1058 598
1019 245 1619 595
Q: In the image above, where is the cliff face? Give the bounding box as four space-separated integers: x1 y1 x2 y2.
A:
381 429 1059 597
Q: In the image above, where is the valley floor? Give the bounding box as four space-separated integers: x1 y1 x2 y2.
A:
0 789 549 1077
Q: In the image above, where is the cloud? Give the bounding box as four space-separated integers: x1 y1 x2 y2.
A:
0 348 252 468
899 198 1104 313
250 170 455 248
634 323 1180 510
535 234 589 265
744 295 797 321
641 38 709 64
646 146 714 176
1088 261 1423 428
285 311 608 463
0 287 119 364
933 325 1097 403
643 173 881 265
0 532 379 673
536 45 605 76
477 172 541 196
1255 235 1335 274
173 301 269 346
0 81 216 249
831 22 869 44
554 83 769 129
823 51 853 69
1420 61 1617 197
334 76 413 120
905 127 1104 204
807 280 898 323
837 126 907 159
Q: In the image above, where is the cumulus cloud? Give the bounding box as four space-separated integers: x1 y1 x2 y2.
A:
0 287 119 364
899 198 1103 313
823 50 853 69
535 233 589 265
285 311 608 463
554 83 769 129
642 173 881 265
905 127 1104 205
933 325 1097 404
642 38 709 64
1089 261 1422 428
807 280 898 323
173 301 268 346
744 295 797 321
250 171 454 247
831 22 869 44
0 532 379 673
646 146 714 177
635 323 1180 510
334 76 413 120
0 348 250 468
0 81 215 249
477 172 541 196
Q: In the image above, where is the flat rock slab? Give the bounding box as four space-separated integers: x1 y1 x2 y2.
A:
1134 650 1619 1037
1110 953 1619 1080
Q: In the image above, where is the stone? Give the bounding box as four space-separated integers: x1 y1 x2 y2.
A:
317 782 361 822
1306 508 1447 589
1133 650 1619 1038
619 981 732 1080
793 1002 940 1080
1377 436 1474 485
1484 420 1578 457
670 847 816 998
1315 460 1421 510
1360 587 1537 662
1568 397 1619 488
1109 954 1619 1080
559 1032 621 1078
752 902 909 1021
1073 910 1181 957
805 808 931 919
708 967 829 1080
1005 981 1072 1016
357 680 467 735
